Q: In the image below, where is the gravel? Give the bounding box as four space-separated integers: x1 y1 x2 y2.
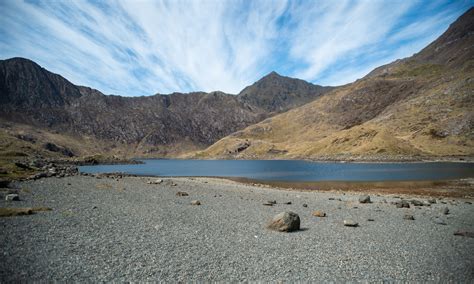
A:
1 176 473 282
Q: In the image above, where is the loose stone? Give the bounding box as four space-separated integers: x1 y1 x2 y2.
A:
443 207 450 215
312 210 326 217
403 214 415 220
343 219 358 227
267 211 300 232
359 195 371 204
433 217 447 225
5 194 20 201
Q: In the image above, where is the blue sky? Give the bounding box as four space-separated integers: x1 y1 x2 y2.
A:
0 0 472 96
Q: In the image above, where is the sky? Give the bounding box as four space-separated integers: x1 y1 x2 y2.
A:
0 0 472 97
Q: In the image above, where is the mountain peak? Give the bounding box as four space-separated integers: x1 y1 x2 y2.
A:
238 71 332 112
266 71 281 77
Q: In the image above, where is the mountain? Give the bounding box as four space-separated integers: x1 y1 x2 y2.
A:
237 71 332 113
195 8 474 160
0 58 330 158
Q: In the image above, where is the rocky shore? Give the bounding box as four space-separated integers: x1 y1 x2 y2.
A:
1 175 473 281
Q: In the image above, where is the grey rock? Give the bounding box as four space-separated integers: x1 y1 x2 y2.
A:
267 211 300 232
410 200 424 206
343 219 358 227
443 207 450 215
147 179 163 184
176 191 189 197
433 217 447 225
191 200 201 205
428 199 437 204
359 195 371 204
395 200 410 208
5 194 20 201
403 214 415 220
302 204 308 207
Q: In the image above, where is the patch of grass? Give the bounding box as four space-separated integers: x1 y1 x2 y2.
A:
95 183 113 190
393 63 444 78
0 207 53 217
0 207 33 217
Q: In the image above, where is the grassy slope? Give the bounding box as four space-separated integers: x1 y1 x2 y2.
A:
193 59 474 160
0 120 208 179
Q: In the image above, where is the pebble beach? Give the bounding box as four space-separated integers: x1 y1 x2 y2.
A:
1 175 473 281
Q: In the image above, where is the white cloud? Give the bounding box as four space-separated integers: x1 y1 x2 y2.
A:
288 0 416 81
0 0 469 95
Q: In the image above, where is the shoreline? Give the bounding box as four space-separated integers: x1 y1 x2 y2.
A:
79 172 474 199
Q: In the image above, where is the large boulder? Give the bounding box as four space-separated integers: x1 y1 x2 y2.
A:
267 211 300 232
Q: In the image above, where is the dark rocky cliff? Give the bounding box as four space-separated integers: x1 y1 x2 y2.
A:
0 58 330 154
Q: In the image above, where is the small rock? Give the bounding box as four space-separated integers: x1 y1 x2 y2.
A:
465 201 472 205
147 179 163 185
284 201 292 205
359 195 371 204
328 198 335 200
410 200 424 206
343 219 358 227
443 207 449 215
268 200 277 205
191 200 201 205
403 214 415 220
367 218 375 221
428 199 437 204
263 202 273 206
5 194 20 201
302 204 308 207
267 211 300 232
176 191 189 197
312 210 326 217
433 217 447 225
395 200 410 208
453 230 474 238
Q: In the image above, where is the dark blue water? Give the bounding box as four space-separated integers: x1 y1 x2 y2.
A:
79 159 474 182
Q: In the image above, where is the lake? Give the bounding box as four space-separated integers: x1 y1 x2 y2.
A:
79 159 474 182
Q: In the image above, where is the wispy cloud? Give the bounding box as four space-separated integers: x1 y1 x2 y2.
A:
0 0 470 96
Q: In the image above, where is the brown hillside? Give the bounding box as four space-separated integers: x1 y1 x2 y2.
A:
195 8 474 161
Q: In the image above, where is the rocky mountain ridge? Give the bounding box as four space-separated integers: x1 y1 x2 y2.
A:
0 57 330 157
